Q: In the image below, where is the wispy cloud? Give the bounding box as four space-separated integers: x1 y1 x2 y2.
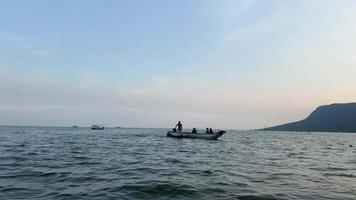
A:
0 31 35 41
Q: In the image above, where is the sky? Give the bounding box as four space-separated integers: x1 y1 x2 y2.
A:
1 0 356 128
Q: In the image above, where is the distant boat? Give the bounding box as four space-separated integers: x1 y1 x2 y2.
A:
167 130 225 140
72 125 78 128
115 126 120 128
91 125 104 130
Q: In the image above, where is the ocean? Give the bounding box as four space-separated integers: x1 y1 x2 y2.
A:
0 126 355 200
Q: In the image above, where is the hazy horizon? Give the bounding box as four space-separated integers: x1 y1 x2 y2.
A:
1 0 356 129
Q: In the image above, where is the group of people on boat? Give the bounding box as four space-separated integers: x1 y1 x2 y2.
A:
205 128 214 134
172 121 214 134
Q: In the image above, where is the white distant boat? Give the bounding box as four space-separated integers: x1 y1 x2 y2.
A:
91 125 104 130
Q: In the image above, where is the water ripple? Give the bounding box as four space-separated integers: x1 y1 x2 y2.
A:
0 127 356 200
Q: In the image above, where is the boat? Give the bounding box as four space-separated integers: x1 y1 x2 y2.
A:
91 125 104 130
167 130 225 140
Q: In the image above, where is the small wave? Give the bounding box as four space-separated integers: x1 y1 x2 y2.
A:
72 156 91 160
310 166 347 171
133 134 147 138
64 161 102 166
37 172 59 177
130 167 162 174
184 169 214 176
27 152 39 155
286 152 306 158
165 157 185 163
0 171 64 179
324 173 356 178
0 187 38 193
53 193 78 199
1 155 28 161
200 186 227 193
109 183 199 198
10 131 28 134
237 194 284 200
64 175 107 183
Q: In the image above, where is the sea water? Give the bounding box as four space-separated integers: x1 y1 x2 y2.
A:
0 126 355 200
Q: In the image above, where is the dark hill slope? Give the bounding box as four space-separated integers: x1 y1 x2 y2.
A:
264 103 356 133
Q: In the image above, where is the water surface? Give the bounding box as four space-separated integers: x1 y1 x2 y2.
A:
0 126 355 199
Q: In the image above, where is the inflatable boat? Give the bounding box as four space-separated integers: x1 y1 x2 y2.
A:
167 130 225 140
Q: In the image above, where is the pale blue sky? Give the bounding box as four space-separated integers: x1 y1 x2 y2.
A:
1 0 356 128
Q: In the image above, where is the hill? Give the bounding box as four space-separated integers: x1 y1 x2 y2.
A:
264 103 356 133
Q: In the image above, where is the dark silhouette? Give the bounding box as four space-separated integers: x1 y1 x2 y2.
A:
263 103 356 133
192 128 197 133
175 121 183 132
206 128 209 133
209 128 214 134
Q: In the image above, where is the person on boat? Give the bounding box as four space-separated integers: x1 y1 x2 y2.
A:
206 128 209 134
192 128 197 134
209 128 214 134
175 121 183 132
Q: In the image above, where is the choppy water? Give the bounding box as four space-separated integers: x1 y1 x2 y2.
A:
0 126 355 200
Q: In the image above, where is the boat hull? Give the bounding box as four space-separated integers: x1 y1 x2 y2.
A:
91 125 104 130
167 131 225 140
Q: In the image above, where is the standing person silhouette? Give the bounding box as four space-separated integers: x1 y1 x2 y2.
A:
175 121 183 132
